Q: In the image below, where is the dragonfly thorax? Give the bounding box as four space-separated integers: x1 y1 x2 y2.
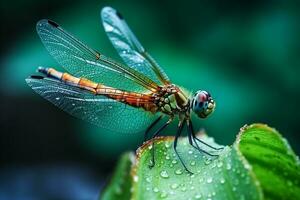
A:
153 84 189 115
190 90 215 118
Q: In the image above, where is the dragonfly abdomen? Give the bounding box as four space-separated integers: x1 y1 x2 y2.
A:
38 67 158 113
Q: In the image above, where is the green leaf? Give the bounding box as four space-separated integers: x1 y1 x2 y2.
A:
237 124 300 200
131 135 262 200
100 124 300 200
100 152 134 200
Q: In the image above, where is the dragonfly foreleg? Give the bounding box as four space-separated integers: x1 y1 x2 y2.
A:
148 117 173 168
174 120 193 174
189 120 224 151
187 120 219 157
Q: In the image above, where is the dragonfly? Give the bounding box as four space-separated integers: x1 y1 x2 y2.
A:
26 6 222 173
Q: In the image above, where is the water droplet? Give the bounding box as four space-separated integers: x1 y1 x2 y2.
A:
148 145 153 150
160 170 169 178
55 97 60 100
220 177 225 184
146 187 150 191
190 161 196 166
181 186 187 192
212 191 216 196
172 160 178 164
165 155 170 160
217 161 223 168
146 177 151 183
72 103 75 106
195 194 202 199
205 159 212 165
153 187 159 193
244 163 251 169
160 191 168 198
211 162 216 169
190 186 195 190
171 183 179 189
175 169 183 175
206 177 213 183
165 143 171 148
133 175 138 182
188 150 193 154
226 163 232 170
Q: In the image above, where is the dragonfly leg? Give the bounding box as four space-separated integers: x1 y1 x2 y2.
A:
187 120 219 157
190 121 224 151
174 120 193 174
148 117 173 168
143 115 163 143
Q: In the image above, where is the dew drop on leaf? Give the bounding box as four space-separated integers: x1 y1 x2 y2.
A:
181 186 187 192
153 187 159 193
217 161 223 168
133 175 138 182
226 163 232 170
172 160 178 164
165 143 171 148
170 183 179 189
206 177 213 183
220 177 225 184
146 177 151 183
160 170 169 178
160 191 168 198
175 169 183 175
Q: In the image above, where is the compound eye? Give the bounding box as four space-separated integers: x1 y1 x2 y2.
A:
198 92 208 102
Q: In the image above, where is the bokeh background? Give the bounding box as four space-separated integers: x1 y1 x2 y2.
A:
1 0 299 199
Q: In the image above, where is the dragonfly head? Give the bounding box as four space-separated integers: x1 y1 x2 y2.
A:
191 90 215 118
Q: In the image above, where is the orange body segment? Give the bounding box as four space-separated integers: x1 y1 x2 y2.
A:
40 67 157 112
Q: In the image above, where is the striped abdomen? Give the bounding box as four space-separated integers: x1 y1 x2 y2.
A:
38 67 158 112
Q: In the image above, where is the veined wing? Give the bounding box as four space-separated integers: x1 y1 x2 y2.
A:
25 76 158 133
101 7 170 85
36 19 159 93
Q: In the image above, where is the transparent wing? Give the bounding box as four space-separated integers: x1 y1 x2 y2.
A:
36 19 158 93
26 76 158 134
101 7 170 85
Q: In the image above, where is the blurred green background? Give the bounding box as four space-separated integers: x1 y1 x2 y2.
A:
1 0 299 199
